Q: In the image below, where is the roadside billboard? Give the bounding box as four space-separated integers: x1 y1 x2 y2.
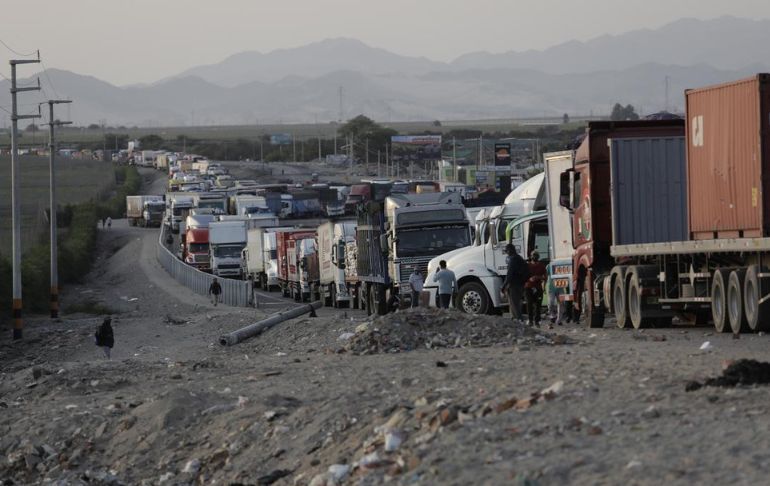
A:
270 133 292 145
391 135 442 163
494 143 512 166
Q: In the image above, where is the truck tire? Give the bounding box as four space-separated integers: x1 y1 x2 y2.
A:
375 284 387 316
457 282 491 315
727 269 749 334
744 265 770 332
711 269 729 333
612 269 631 329
628 266 656 329
331 285 337 308
362 284 371 316
577 270 604 328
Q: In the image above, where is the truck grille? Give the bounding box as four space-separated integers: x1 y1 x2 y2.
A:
219 263 240 270
193 254 209 263
398 257 431 287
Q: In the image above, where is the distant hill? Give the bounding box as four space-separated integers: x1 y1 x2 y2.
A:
171 38 447 87
452 16 770 73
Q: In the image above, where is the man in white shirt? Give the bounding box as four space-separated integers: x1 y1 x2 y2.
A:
409 269 424 308
433 260 457 309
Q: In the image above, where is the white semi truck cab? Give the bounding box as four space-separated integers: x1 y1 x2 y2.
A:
209 221 247 278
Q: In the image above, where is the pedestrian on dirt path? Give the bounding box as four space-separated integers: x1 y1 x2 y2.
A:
433 260 457 309
502 244 528 323
409 269 424 308
106 216 112 230
525 251 547 327
94 316 114 359
101 217 106 229
209 278 222 306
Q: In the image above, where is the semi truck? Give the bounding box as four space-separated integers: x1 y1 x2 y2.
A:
275 229 316 299
183 227 210 271
317 221 357 307
126 195 164 227
195 193 228 214
165 194 195 233
241 227 292 289
423 172 547 313
208 220 247 278
560 119 684 327
356 190 472 315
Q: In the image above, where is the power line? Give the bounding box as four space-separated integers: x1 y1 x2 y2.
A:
0 39 37 57
39 59 60 99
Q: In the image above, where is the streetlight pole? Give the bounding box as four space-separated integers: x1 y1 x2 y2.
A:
45 100 72 318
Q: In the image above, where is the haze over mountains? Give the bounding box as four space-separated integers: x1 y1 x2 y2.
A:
1 16 767 127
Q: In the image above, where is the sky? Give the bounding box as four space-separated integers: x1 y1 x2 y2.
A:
2 0 770 86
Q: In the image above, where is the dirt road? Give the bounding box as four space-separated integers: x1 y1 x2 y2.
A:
2 171 770 485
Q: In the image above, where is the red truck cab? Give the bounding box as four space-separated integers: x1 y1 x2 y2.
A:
184 227 210 271
561 120 685 326
276 230 316 300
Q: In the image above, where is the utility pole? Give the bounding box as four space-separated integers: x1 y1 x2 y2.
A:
478 135 483 170
292 133 296 162
664 75 670 112
377 150 381 177
317 136 322 162
9 56 41 340
453 137 457 182
365 138 369 175
45 100 72 318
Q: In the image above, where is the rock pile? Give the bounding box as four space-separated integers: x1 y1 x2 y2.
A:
344 307 569 355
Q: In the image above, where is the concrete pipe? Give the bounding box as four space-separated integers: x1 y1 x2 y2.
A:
219 301 322 346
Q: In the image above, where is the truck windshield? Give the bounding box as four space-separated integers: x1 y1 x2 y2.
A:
269 250 277 260
198 201 222 209
396 226 470 257
214 245 244 258
188 243 208 253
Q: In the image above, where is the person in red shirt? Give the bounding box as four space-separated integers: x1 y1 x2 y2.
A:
525 251 547 326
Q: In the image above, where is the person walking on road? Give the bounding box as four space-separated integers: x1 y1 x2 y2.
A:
106 216 112 230
433 260 457 309
502 244 529 323
525 251 547 327
409 269 424 308
94 316 114 359
208 278 222 306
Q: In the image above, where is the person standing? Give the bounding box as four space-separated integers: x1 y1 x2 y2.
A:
501 244 528 322
208 278 222 306
101 217 106 229
106 216 112 230
94 317 114 359
433 260 457 309
525 251 547 327
409 269 424 308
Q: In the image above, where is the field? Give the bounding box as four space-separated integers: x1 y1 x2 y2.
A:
0 119 589 148
0 156 115 257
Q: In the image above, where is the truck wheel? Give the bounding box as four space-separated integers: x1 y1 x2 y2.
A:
362 284 371 316
727 269 749 334
281 285 289 298
612 270 631 329
628 267 655 329
711 269 729 333
744 265 770 332
457 282 490 315
375 284 387 316
331 285 337 308
577 272 604 328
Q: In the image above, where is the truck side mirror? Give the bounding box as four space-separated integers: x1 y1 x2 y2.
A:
559 170 573 210
379 234 389 256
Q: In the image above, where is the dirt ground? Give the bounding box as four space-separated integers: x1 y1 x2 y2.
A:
2 168 770 485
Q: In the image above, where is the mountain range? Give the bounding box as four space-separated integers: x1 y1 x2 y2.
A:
1 16 768 126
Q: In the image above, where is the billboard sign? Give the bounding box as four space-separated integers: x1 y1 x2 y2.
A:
494 143 512 166
270 133 292 145
391 135 442 163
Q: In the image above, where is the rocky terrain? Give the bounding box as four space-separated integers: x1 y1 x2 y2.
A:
2 171 770 485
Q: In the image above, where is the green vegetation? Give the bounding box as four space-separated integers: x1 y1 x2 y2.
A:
0 166 140 315
610 103 640 121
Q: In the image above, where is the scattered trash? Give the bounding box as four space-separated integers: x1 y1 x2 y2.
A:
686 359 770 391
338 332 355 341
699 341 712 351
435 361 447 368
328 464 351 483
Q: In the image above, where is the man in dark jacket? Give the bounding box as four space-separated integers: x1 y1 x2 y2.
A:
501 244 528 322
95 317 114 359
525 251 548 326
209 278 222 306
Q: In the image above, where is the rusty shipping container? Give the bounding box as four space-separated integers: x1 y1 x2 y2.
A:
686 74 770 240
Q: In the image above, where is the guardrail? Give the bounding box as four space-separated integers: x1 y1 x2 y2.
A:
156 226 252 307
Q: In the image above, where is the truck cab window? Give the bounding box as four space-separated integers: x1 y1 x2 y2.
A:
573 172 582 209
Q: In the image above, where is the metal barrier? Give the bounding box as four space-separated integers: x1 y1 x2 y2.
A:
156 226 252 307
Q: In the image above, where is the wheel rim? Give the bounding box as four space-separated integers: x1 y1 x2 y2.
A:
613 282 623 315
629 281 640 323
461 290 483 314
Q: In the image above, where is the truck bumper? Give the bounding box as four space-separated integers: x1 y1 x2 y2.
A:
424 286 439 307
